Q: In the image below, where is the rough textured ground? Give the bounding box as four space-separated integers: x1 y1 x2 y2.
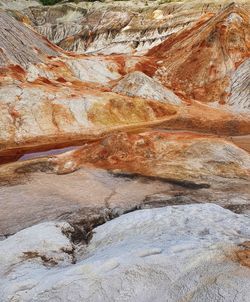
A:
0 1 250 301
1 130 249 237
0 3 250 162
0 204 250 302
1 164 250 238
144 3 250 109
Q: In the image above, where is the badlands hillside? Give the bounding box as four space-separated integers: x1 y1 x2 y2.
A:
0 0 249 301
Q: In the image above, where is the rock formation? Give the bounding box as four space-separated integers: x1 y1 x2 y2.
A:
0 10 59 67
0 205 250 301
0 4 250 162
53 131 250 184
11 0 250 55
145 3 250 109
0 1 250 301
112 71 182 104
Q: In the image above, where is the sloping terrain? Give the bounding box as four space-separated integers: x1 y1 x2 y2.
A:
112 71 182 104
10 0 250 55
144 3 250 110
0 4 250 162
0 10 59 67
228 58 250 111
0 2 250 301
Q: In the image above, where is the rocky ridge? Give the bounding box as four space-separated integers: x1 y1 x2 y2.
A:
0 3 250 162
10 0 250 55
146 3 250 108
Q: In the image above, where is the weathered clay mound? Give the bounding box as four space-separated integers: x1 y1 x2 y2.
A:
228 58 250 111
0 10 59 67
11 0 250 55
3 131 250 185
0 6 250 163
53 131 250 185
144 4 250 110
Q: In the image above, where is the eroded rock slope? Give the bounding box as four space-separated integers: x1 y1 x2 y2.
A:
11 0 250 55
0 2 250 301
0 4 250 162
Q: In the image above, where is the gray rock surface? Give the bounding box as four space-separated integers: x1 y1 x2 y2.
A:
113 71 182 104
0 204 250 302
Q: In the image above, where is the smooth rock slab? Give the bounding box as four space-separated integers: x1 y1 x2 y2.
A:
0 204 249 302
1 163 250 238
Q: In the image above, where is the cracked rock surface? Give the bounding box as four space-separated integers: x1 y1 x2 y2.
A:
0 131 250 237
0 204 250 302
0 1 250 301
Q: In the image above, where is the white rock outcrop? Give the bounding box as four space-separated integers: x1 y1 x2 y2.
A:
0 204 249 302
112 71 182 105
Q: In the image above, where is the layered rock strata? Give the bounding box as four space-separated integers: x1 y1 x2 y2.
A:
0 2 250 301
10 0 250 55
0 5 250 162
0 131 249 237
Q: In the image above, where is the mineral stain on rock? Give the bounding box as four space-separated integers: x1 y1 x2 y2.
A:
236 242 250 268
0 0 250 301
227 241 250 268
